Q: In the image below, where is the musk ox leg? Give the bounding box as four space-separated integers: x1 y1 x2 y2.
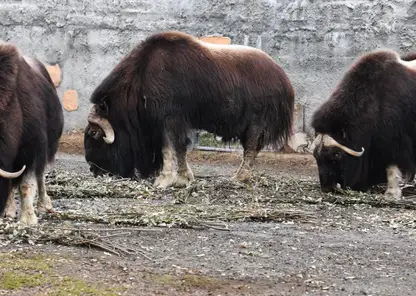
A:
36 174 53 213
233 150 259 182
385 165 402 199
18 171 38 225
232 126 263 182
3 186 16 218
154 140 178 189
174 150 195 187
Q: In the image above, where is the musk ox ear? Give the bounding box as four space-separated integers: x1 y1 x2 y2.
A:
98 100 109 116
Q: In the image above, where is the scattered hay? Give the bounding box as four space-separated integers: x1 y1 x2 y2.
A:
46 170 156 200
46 170 416 210
0 220 157 258
44 170 321 228
3 169 416 256
42 170 416 233
47 205 316 229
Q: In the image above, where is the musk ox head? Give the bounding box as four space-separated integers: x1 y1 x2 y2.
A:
310 133 366 193
84 52 164 180
84 101 135 179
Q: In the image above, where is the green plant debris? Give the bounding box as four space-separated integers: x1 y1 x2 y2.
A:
49 204 316 228
0 251 126 295
45 169 156 200
44 277 125 296
0 252 53 271
45 170 416 210
0 272 47 290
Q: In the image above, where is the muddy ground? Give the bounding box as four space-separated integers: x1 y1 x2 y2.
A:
1 131 416 296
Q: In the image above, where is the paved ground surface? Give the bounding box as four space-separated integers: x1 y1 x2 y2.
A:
1 149 416 296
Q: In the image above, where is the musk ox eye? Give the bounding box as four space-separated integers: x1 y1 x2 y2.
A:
334 152 342 160
88 128 102 140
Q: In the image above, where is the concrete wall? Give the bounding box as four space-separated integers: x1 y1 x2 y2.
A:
1 0 415 134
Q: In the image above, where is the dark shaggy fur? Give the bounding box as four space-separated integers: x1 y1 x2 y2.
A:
84 31 295 179
311 49 416 192
0 44 64 214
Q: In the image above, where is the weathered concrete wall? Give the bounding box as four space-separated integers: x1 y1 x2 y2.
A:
1 0 415 134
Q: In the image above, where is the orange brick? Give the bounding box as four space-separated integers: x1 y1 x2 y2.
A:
63 89 78 112
45 64 61 87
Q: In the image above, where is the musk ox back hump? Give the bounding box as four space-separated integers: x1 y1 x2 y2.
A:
312 49 407 135
144 32 295 147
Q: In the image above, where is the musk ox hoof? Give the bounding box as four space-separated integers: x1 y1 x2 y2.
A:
3 204 17 219
174 172 195 187
231 170 252 183
154 174 177 189
19 211 38 226
37 200 53 213
385 187 402 199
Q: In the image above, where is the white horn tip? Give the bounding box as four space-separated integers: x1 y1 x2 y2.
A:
16 165 26 175
103 136 115 144
356 147 365 156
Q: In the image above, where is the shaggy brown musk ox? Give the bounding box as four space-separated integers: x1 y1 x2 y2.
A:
84 31 295 188
311 49 416 199
0 44 64 225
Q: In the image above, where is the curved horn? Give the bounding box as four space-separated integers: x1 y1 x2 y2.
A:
321 134 365 157
87 105 115 144
0 165 26 178
308 134 322 153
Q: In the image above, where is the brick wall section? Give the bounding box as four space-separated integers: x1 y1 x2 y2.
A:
0 0 414 134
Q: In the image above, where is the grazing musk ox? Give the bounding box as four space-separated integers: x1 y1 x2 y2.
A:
310 49 416 198
84 31 295 188
0 43 64 225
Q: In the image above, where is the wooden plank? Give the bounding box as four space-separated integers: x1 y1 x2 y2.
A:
199 36 231 45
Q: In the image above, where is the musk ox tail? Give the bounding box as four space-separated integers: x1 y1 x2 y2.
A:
260 74 295 151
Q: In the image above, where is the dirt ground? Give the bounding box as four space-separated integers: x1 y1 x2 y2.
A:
1 130 416 296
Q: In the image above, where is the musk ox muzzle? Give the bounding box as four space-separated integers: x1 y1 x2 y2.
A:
311 134 365 157
320 186 334 193
0 165 26 179
89 163 105 177
87 105 115 144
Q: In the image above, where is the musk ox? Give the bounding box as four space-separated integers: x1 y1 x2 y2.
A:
310 48 416 198
0 43 64 225
84 31 295 188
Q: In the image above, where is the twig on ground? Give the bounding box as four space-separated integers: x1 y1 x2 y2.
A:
55 227 162 233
